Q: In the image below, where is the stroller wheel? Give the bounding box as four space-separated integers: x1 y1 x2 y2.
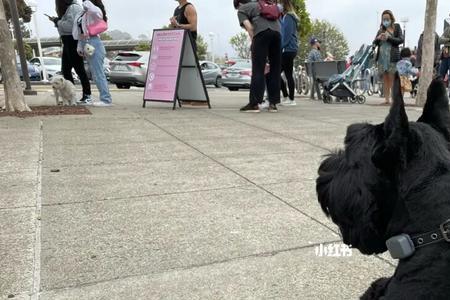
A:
357 95 366 104
322 94 332 104
349 97 358 104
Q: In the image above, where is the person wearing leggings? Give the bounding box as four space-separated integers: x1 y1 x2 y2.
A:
53 0 91 104
279 0 299 106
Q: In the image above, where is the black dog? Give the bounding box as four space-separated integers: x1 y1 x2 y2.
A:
317 74 450 299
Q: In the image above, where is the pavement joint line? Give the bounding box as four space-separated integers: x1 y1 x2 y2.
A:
41 156 206 169
204 111 333 152
143 116 397 269
142 117 342 240
0 205 36 212
40 185 253 207
40 150 313 169
38 239 345 294
31 120 43 300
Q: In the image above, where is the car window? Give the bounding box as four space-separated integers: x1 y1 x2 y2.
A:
138 54 150 63
114 53 142 61
30 58 39 64
207 63 216 70
44 58 60 66
232 61 251 69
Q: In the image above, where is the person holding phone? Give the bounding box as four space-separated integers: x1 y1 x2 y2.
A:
73 0 112 107
373 10 404 105
51 0 92 104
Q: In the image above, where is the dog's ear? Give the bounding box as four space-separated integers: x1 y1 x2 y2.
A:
372 73 409 171
417 77 450 141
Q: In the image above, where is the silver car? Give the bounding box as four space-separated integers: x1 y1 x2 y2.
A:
200 61 222 87
221 60 252 91
109 51 149 89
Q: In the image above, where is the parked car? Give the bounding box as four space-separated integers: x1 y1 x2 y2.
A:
84 57 111 81
200 61 222 87
30 56 81 82
1 56 42 82
109 51 149 89
221 60 252 91
30 56 61 79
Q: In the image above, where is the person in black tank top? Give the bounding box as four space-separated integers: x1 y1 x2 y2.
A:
170 1 198 45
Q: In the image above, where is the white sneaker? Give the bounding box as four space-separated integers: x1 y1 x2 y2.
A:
285 100 297 106
93 101 113 107
259 100 269 110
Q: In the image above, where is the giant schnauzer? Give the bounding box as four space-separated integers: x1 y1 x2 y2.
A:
317 73 450 299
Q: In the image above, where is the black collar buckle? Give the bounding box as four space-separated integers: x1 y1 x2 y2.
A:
440 219 450 242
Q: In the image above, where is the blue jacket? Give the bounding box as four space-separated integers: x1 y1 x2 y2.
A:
281 13 299 53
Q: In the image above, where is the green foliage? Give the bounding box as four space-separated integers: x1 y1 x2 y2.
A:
3 0 32 23
14 42 33 60
196 35 208 60
229 32 251 59
135 42 151 51
100 33 113 41
313 19 349 60
291 0 311 39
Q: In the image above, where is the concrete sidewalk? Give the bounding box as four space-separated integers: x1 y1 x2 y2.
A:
1 88 422 299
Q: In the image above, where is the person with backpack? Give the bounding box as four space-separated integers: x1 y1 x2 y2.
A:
279 0 299 106
52 0 91 104
234 0 282 113
73 0 112 106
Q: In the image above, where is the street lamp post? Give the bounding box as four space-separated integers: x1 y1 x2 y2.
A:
8 0 36 95
27 0 47 82
209 32 215 63
400 17 409 47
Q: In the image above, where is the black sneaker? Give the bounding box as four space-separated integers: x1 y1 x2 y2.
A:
240 104 260 113
268 103 278 113
77 95 92 106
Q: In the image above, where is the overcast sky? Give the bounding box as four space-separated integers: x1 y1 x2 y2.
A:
33 0 449 58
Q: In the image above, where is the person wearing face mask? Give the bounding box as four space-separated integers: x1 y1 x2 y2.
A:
279 0 299 106
373 10 404 105
170 0 198 52
73 0 112 106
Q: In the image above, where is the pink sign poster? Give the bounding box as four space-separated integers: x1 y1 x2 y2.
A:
144 30 185 102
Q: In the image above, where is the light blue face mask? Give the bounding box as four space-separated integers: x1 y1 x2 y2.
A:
383 20 391 28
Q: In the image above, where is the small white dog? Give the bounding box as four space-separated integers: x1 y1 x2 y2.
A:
51 76 77 106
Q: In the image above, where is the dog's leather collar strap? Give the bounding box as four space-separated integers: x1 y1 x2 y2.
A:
386 219 450 259
412 219 450 248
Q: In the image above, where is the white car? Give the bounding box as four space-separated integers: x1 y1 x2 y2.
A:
30 57 61 79
30 57 79 82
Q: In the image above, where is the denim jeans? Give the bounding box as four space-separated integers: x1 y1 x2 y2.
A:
439 57 450 79
80 37 112 103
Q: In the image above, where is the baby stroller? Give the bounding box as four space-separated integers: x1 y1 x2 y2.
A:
322 44 375 104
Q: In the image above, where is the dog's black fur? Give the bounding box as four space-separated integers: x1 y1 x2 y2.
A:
317 74 450 299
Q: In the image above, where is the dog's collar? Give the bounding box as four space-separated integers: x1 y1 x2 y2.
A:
386 219 450 259
411 219 450 248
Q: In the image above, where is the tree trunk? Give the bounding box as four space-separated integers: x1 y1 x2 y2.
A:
0 0 30 112
417 0 438 107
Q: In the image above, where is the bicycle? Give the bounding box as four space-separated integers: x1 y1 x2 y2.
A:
295 65 310 96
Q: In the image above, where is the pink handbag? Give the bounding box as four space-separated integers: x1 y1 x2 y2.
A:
87 19 108 36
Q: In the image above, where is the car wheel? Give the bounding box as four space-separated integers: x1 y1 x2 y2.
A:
116 84 131 89
0 71 2 83
228 87 239 91
215 77 222 88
